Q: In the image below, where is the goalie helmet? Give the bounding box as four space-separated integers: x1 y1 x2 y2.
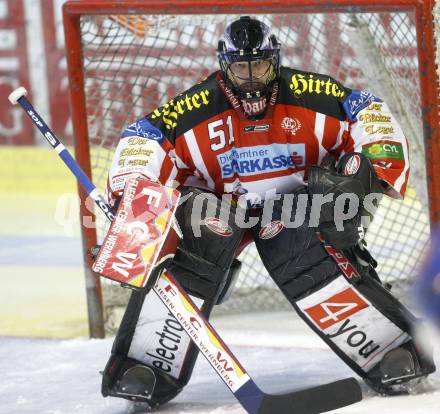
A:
217 16 281 100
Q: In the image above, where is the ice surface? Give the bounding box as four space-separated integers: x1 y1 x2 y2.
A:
1 313 439 414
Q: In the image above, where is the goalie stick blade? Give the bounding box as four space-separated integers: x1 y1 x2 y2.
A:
236 377 362 414
260 377 362 414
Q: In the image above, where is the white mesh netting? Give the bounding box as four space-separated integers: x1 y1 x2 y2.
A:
75 10 434 332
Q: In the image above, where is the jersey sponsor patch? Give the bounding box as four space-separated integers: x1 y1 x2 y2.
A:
297 276 409 372
217 143 306 179
122 118 165 142
150 90 211 130
362 140 404 161
289 72 346 99
343 89 380 121
243 124 270 133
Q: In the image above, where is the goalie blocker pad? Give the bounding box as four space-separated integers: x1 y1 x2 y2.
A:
102 187 246 406
252 187 435 393
92 177 181 288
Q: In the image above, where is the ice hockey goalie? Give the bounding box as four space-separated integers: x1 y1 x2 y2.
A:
100 15 436 408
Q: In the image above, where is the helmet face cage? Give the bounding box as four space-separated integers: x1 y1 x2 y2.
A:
217 17 281 99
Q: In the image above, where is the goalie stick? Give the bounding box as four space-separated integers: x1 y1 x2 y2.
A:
9 86 362 414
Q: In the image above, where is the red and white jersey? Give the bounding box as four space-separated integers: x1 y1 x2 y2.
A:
108 67 409 207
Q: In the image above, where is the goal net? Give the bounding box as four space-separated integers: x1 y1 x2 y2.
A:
63 1 440 335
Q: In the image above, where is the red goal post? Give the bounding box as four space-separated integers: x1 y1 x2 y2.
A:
63 0 440 338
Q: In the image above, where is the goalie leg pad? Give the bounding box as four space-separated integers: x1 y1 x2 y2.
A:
253 187 340 300
102 276 216 406
102 187 245 407
253 189 435 394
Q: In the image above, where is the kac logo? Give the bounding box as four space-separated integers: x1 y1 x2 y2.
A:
281 117 301 135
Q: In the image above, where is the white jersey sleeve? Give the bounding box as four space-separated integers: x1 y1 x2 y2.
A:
341 90 410 199
107 118 178 205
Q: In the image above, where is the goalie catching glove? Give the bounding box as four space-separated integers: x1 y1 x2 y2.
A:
308 152 386 250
